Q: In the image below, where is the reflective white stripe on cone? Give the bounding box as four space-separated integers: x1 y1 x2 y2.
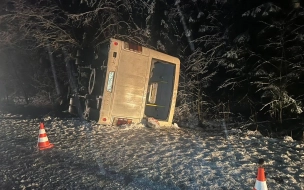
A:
254 180 268 190
37 122 54 150
253 167 268 190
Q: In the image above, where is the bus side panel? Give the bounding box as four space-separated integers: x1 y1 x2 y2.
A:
110 49 149 120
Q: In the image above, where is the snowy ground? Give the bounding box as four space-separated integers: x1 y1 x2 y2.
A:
0 114 304 189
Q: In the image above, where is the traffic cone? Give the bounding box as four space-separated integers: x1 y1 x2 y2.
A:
37 122 54 150
253 166 268 190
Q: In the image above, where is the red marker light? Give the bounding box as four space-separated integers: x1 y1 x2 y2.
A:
102 118 107 121
114 42 118 46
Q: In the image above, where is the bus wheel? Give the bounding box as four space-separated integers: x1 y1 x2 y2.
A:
88 68 96 95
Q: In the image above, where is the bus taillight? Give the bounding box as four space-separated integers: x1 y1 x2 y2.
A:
116 118 132 126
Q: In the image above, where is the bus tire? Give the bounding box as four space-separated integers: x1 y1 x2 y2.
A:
88 68 96 95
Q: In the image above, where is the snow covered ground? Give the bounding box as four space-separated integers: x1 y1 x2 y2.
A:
0 114 304 189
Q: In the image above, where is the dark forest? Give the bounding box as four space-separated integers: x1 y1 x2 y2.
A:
1 0 304 140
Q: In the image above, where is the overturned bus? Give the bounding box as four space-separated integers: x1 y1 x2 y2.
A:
69 38 180 126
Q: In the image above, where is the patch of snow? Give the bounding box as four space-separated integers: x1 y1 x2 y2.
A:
0 116 303 189
233 32 250 44
185 29 192 37
262 11 269 16
223 51 238 59
156 40 166 51
161 19 169 29
284 136 294 142
197 12 204 19
172 123 179 128
198 25 207 33
189 17 195 23
246 130 263 136
148 0 156 14
242 3 281 18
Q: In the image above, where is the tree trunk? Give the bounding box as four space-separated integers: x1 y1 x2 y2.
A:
10 57 29 105
47 44 61 96
175 1 195 52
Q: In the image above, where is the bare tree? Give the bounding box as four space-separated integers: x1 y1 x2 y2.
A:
0 0 151 114
172 0 230 123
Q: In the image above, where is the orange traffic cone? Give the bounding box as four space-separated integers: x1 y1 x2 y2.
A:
37 122 54 150
253 166 268 190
